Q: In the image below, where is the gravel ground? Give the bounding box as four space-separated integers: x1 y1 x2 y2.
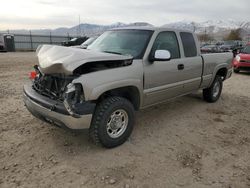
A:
0 52 250 188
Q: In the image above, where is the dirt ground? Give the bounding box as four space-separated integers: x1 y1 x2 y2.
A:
0 52 250 188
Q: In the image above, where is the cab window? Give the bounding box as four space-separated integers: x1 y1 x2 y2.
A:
151 31 180 59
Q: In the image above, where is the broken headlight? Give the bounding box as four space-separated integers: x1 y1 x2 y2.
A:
63 83 85 118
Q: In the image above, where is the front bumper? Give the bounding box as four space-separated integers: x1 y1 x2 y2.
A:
233 60 250 71
23 84 94 130
234 63 250 71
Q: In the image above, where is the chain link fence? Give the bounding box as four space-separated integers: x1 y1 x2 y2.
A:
0 32 79 51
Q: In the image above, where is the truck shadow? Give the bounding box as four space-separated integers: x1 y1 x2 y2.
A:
48 91 205 153
235 72 250 76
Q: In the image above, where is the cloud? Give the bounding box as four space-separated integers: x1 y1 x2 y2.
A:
0 0 249 29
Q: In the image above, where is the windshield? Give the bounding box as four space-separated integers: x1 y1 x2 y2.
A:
241 45 250 54
88 30 153 59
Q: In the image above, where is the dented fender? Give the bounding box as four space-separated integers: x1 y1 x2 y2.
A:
72 59 144 102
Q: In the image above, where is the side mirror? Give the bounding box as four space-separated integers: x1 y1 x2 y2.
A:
150 50 171 62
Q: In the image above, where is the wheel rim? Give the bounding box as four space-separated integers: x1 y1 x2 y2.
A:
106 109 128 138
213 81 220 98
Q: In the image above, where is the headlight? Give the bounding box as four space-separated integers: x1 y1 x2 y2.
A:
63 83 84 118
64 83 84 103
235 55 241 62
66 83 76 93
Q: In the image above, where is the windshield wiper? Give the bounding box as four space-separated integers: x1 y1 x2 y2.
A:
103 51 122 55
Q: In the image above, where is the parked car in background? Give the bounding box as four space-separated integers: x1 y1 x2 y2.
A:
233 43 250 73
72 36 98 49
200 43 210 48
62 36 88 47
24 27 233 148
80 36 97 49
201 44 221 53
220 40 243 52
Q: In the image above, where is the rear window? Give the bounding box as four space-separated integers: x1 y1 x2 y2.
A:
180 32 197 57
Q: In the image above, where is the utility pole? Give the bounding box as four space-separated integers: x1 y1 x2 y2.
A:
49 31 52 44
29 30 33 51
204 28 207 43
191 22 196 33
78 15 81 37
67 32 70 40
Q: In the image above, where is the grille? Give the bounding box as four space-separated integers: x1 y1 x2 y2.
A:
240 60 250 63
33 74 74 101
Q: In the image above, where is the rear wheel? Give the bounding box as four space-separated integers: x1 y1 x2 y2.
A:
203 75 223 103
89 96 135 148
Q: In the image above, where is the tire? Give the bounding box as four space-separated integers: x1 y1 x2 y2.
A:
233 68 240 73
89 96 135 148
203 76 223 103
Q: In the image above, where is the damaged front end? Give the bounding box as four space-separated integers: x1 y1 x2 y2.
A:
24 45 134 129
28 65 95 119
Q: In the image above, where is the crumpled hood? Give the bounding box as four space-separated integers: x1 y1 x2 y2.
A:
36 45 132 75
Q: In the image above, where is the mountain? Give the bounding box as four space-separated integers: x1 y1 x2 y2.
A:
1 20 249 40
163 20 250 33
163 20 250 40
56 22 153 36
1 22 153 36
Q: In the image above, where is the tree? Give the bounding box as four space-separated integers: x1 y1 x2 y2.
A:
224 29 242 41
198 33 213 42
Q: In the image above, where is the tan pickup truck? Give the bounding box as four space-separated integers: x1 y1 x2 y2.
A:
23 27 233 148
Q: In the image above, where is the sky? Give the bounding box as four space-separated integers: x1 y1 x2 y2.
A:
0 0 249 30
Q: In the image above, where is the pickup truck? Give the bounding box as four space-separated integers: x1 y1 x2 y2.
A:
23 27 233 148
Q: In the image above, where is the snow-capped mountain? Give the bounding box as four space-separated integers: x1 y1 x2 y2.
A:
163 20 250 33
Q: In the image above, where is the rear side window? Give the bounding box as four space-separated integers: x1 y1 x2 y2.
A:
180 32 197 57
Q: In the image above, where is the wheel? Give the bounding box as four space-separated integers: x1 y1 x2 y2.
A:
89 96 135 148
203 76 223 103
233 68 240 73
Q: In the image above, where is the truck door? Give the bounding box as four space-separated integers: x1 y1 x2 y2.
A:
143 31 186 106
179 32 203 93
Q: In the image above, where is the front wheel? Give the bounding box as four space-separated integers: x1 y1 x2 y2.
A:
203 76 223 103
89 97 135 148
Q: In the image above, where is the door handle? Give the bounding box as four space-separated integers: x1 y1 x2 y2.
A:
178 64 184 70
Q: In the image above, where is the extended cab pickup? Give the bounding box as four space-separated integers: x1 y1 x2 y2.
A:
23 27 233 148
